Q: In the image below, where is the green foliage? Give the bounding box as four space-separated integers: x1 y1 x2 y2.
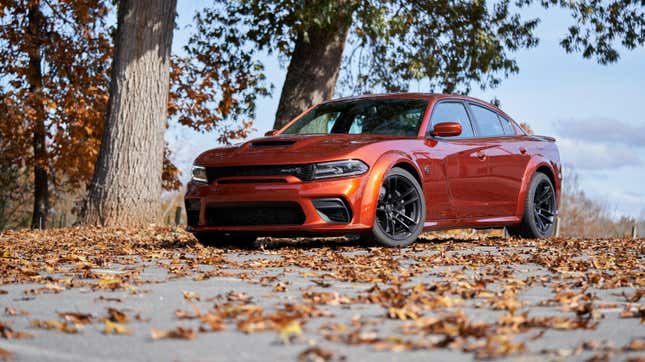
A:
519 0 645 64
193 0 644 97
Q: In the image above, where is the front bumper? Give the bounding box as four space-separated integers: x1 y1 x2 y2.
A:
184 175 374 236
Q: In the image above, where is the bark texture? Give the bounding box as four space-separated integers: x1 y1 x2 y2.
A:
28 2 49 229
273 22 351 129
82 0 176 226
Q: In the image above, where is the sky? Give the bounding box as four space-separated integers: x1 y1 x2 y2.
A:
168 1 645 218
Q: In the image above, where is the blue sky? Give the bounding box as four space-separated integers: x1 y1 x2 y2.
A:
169 2 645 218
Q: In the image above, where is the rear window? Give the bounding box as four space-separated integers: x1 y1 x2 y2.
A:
498 115 516 135
470 104 504 137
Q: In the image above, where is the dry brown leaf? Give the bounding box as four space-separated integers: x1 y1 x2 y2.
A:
106 308 129 324
58 312 93 325
0 321 33 339
0 347 12 362
150 326 196 340
183 291 200 301
273 282 287 292
104 320 131 335
298 346 344 362
30 320 78 334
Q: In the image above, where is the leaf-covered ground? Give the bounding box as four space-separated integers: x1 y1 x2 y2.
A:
0 227 643 361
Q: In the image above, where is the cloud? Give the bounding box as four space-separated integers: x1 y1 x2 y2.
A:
557 138 642 170
554 118 645 147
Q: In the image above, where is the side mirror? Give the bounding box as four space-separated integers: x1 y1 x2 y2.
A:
264 129 278 136
431 122 462 137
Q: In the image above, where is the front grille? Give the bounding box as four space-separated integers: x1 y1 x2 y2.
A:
206 165 313 183
206 203 306 226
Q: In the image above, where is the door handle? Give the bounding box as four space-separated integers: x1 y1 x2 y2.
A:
519 147 527 155
476 152 487 160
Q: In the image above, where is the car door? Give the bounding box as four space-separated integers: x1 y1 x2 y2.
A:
421 101 491 219
467 104 529 217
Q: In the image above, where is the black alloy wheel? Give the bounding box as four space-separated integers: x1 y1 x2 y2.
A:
368 167 425 247
508 172 557 239
533 179 556 234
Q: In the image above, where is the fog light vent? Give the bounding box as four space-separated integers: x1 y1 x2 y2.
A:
185 199 201 227
312 198 351 223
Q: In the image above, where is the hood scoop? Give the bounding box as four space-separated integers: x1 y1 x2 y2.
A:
251 139 296 147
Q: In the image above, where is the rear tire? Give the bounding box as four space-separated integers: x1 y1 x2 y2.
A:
366 167 425 247
508 172 557 239
193 232 257 248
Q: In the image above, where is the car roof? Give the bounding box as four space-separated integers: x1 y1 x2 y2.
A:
323 93 513 121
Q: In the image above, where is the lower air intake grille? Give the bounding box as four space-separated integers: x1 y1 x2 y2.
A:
206 203 306 226
312 198 351 223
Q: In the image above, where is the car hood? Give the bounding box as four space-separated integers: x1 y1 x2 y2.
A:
195 134 410 166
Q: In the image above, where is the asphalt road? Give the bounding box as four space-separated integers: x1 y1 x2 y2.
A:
0 229 643 362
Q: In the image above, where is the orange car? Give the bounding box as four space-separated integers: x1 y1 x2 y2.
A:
185 93 561 247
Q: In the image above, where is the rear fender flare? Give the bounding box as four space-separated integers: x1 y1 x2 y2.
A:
515 156 559 218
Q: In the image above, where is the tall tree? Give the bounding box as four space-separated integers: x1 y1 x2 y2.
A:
193 0 645 129
81 0 177 226
0 0 112 228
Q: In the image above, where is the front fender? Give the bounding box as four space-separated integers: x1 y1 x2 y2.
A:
357 152 423 227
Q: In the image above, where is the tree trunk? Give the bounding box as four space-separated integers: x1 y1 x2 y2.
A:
27 2 49 229
273 22 351 129
81 0 177 226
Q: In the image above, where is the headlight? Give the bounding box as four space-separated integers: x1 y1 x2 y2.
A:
191 165 207 183
311 160 368 180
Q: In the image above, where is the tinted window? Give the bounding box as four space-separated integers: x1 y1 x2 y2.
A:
498 115 515 135
470 104 504 137
282 99 427 136
429 102 474 138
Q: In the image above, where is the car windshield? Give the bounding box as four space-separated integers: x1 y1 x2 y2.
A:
281 98 428 136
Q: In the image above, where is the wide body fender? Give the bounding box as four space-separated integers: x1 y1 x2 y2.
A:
357 152 423 228
514 155 561 219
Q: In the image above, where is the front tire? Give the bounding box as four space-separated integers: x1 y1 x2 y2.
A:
365 167 425 247
508 172 557 239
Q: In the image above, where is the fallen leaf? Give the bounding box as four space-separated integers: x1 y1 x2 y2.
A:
31 320 78 334
106 308 129 324
104 320 131 335
298 346 344 362
58 312 93 325
0 347 12 362
277 319 302 344
183 291 200 301
150 326 196 340
0 321 33 339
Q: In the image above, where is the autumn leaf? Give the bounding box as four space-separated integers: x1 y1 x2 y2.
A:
106 308 129 324
150 326 196 340
0 347 12 362
31 320 79 334
183 291 200 301
388 306 420 320
298 346 344 362
277 319 302 345
104 320 131 335
58 312 93 325
0 321 33 339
